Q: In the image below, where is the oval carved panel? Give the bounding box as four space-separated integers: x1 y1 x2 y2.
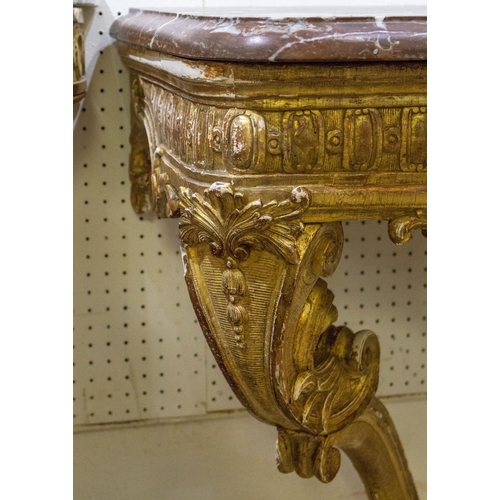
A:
343 108 383 170
401 107 427 171
223 110 266 170
228 114 253 169
283 111 325 173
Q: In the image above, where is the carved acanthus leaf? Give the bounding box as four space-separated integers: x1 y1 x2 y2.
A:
179 182 310 348
270 223 380 436
178 182 310 263
292 325 380 434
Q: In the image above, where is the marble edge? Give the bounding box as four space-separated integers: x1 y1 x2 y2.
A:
110 9 427 63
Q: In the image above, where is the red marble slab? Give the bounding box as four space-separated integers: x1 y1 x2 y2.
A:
110 8 426 63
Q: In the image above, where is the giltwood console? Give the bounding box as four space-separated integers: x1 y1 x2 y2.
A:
111 9 426 499
73 6 86 102
73 1 100 102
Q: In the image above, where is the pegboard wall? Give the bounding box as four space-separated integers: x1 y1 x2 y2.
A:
73 1 427 429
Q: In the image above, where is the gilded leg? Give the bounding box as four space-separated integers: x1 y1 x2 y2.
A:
128 75 420 497
175 182 418 498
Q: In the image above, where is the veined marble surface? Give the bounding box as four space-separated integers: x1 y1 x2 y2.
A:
110 7 426 62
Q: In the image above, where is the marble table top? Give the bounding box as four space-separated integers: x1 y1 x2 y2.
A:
110 7 427 63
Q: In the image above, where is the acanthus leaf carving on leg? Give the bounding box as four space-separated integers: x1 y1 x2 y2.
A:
178 182 311 348
177 184 385 487
179 183 316 428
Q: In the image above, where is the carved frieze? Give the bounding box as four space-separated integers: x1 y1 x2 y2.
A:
133 77 426 175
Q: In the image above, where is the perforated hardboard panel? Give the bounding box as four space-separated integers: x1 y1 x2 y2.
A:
73 4 426 427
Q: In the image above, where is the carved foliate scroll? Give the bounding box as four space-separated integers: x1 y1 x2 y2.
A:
130 78 179 218
272 222 380 438
277 427 341 482
177 182 381 483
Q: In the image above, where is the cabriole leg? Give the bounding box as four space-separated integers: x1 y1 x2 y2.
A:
128 72 421 498
173 182 418 498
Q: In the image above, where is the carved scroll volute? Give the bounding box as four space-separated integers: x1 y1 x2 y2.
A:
178 184 380 478
268 223 380 484
271 223 380 437
129 76 179 218
388 209 427 244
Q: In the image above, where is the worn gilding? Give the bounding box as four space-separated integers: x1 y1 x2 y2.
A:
111 9 426 499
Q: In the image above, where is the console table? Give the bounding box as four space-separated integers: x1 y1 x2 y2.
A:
73 1 100 102
110 9 426 499
73 6 86 102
